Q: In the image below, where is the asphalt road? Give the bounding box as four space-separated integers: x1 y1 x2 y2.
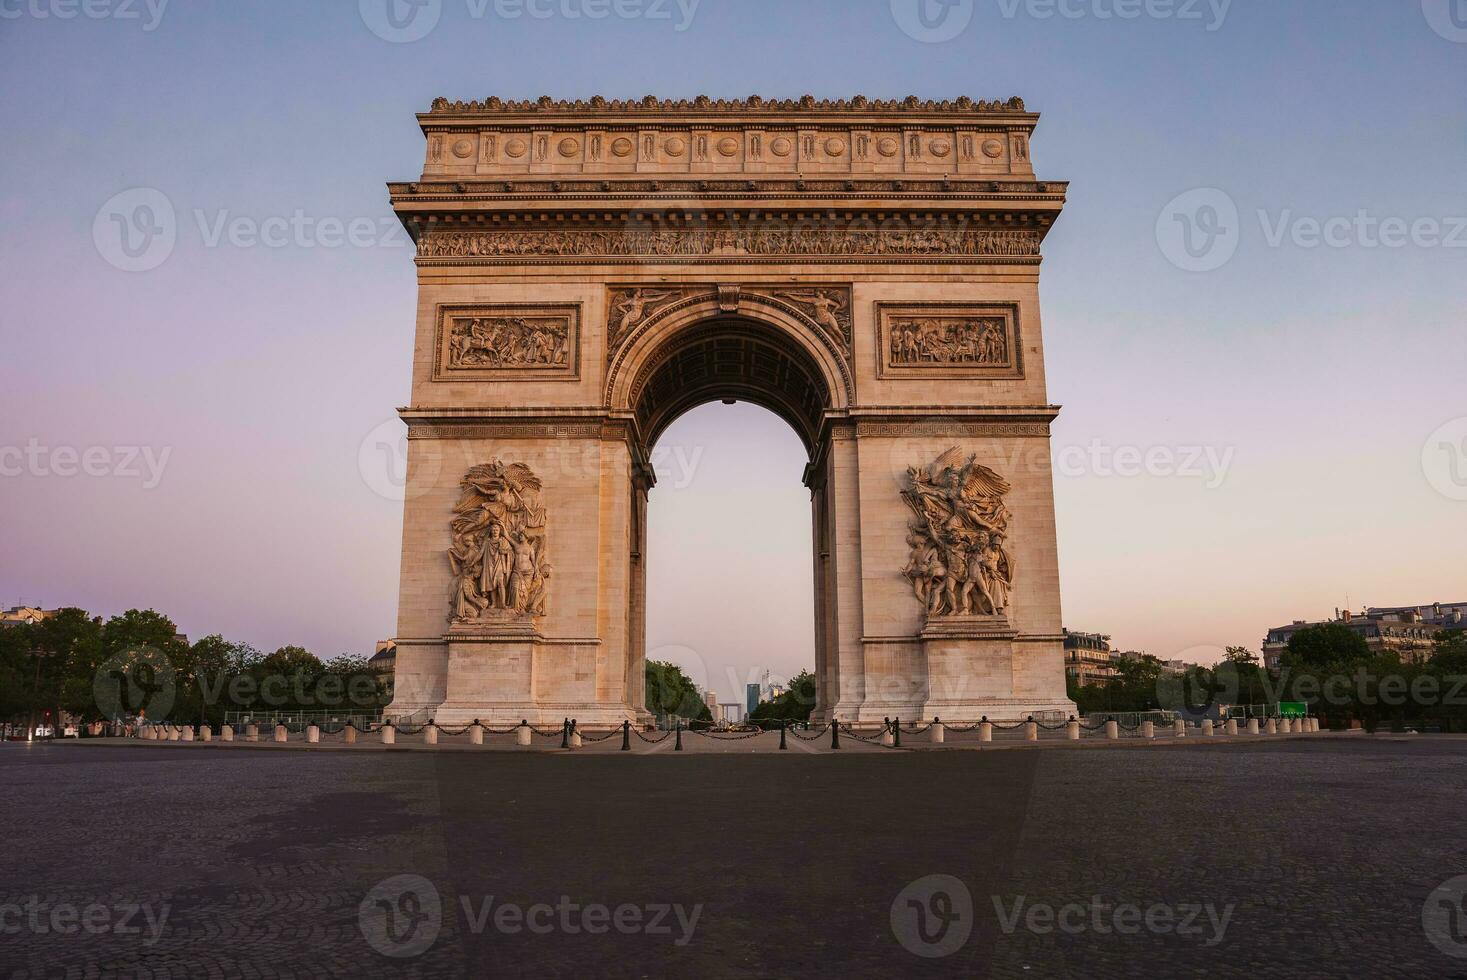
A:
2 737 1464 978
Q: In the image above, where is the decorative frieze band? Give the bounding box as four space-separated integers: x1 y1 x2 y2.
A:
416 228 1042 261
854 421 1051 438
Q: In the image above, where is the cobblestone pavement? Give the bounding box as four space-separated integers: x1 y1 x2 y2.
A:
2 737 1464 978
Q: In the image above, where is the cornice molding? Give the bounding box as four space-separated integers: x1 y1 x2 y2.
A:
427 94 1030 117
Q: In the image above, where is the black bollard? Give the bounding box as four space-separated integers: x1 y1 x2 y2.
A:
620 719 631 751
830 717 840 750
779 719 788 750
560 717 569 749
675 718 683 752
893 717 902 748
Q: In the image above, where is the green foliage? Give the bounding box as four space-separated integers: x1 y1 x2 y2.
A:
1283 623 1371 669
748 670 817 723
0 606 388 727
644 660 711 722
1431 630 1467 674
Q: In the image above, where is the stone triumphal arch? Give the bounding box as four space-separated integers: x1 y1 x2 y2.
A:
386 95 1074 727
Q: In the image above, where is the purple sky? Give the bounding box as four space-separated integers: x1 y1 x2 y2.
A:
2 0 1464 699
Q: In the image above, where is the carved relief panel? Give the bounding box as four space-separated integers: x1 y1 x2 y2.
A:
432 304 581 381
606 284 853 363
902 449 1015 620
449 461 551 624
875 302 1023 380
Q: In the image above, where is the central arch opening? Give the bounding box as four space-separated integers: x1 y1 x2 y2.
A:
627 316 835 726
628 317 831 454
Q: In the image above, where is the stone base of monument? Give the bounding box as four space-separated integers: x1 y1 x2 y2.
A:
424 617 642 728
819 615 1075 724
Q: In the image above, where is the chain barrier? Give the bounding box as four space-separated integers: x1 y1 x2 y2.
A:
634 728 675 744
837 723 891 744
786 724 833 741
575 727 623 743
688 728 766 741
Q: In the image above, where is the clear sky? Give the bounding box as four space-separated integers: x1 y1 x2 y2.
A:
2 0 1463 700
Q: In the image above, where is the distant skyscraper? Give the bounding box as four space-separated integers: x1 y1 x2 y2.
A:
746 683 760 715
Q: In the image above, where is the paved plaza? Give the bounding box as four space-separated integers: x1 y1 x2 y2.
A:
3 736 1465 977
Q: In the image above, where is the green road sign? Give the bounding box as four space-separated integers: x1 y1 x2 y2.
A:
1279 701 1307 718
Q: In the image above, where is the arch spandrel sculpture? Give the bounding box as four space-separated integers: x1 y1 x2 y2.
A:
387 95 1075 726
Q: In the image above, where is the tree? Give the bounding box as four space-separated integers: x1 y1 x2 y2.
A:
1283 623 1370 670
1431 630 1467 674
644 661 711 722
749 670 818 724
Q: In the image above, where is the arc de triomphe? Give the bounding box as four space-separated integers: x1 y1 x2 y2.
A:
385 95 1074 727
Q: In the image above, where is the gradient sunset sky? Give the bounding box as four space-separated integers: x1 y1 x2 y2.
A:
2 0 1463 702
